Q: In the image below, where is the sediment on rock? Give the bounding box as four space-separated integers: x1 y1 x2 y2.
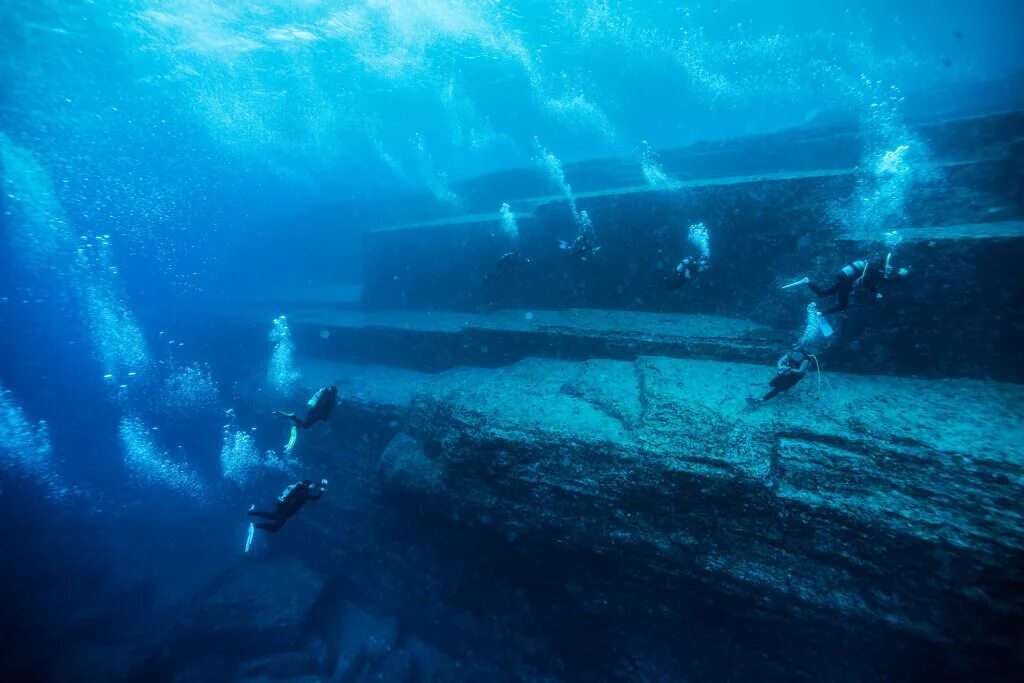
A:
362 355 1023 674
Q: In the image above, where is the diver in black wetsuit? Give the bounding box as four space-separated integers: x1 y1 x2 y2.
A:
248 479 327 533
275 385 337 429
858 254 910 301
748 348 812 404
804 255 909 314
805 259 865 314
275 385 338 451
664 256 708 290
484 251 530 281
559 225 600 262
572 233 596 260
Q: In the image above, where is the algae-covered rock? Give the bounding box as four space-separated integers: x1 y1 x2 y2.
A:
379 432 444 494
379 355 1024 664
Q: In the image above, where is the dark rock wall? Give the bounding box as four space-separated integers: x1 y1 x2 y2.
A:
362 112 1024 381
283 309 786 373
441 110 1024 214
372 356 1024 680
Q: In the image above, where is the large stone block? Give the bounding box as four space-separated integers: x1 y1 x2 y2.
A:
172 558 326 655
278 308 786 372
359 110 1024 381
373 356 1023 676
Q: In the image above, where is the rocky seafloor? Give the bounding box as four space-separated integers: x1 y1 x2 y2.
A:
111 346 1019 683
15 108 1023 683
28 340 1015 683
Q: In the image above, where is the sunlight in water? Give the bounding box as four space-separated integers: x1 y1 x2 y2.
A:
119 416 205 498
219 411 296 487
499 202 520 245
687 222 710 261
640 141 679 190
534 139 579 224
268 315 301 396
160 363 221 417
0 133 149 381
1 1 1022 679
0 380 63 499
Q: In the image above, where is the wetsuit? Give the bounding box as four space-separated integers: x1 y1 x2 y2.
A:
248 480 325 533
763 351 810 401
665 257 706 290
859 261 904 299
276 385 337 429
807 260 867 314
564 234 598 261
809 258 905 313
484 251 528 281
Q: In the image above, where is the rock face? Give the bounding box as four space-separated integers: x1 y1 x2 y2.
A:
360 110 1024 382
172 558 326 656
374 356 1024 678
324 602 400 680
235 652 326 681
274 308 785 372
205 109 1024 681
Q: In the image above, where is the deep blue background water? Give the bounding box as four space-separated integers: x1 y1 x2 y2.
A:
1 1 1023 680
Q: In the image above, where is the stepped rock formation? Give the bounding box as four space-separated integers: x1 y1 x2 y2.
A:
269 308 787 371
201 109 1024 682
173 558 326 655
361 110 1024 381
292 354 1024 679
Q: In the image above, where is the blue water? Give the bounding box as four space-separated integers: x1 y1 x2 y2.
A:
1 2 1023 681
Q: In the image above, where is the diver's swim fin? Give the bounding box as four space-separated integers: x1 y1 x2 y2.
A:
244 522 255 553
284 425 298 453
781 276 810 290
818 315 834 338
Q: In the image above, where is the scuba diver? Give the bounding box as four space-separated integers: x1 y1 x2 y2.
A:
248 479 328 533
559 232 600 261
748 347 813 404
559 211 600 262
860 252 911 300
484 251 530 281
275 385 338 452
784 254 909 314
664 255 709 290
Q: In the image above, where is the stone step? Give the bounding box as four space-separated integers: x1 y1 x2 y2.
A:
364 157 1018 308
361 190 1024 383
422 109 1024 220
290 354 1024 676
358 110 1024 384
840 220 1024 242
377 158 1010 237
261 308 788 372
